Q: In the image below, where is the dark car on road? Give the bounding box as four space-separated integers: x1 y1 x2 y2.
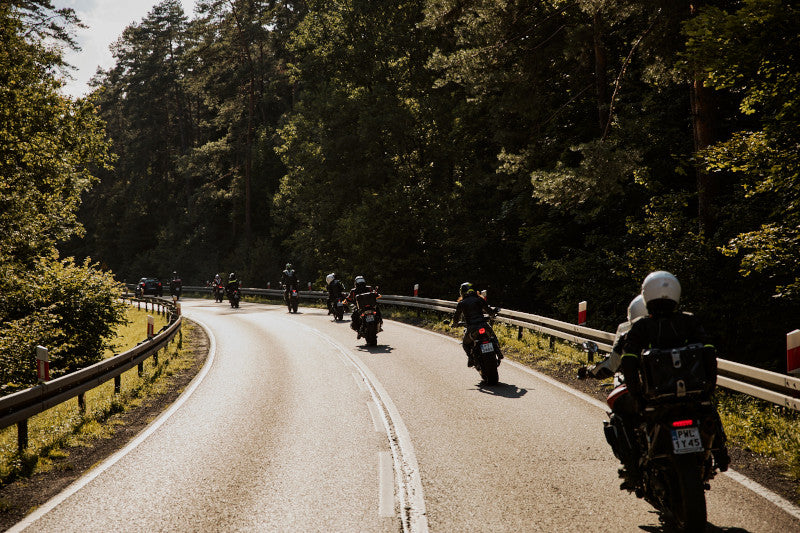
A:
135 277 163 297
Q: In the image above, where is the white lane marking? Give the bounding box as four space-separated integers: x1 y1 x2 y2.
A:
7 317 217 533
352 372 368 391
367 401 384 432
379 451 395 517
300 325 429 533
390 319 800 521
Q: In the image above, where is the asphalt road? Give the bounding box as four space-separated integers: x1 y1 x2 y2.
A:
11 299 800 532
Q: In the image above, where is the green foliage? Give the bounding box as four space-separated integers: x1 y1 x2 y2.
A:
0 257 126 392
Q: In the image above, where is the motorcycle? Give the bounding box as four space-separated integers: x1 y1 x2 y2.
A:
333 296 347 321
446 308 502 386
214 282 225 302
355 291 381 346
286 286 299 313
229 288 240 308
580 341 722 531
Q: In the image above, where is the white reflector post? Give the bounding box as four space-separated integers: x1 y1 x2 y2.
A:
787 330 800 375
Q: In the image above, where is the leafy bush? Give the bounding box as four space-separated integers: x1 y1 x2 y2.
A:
0 256 127 393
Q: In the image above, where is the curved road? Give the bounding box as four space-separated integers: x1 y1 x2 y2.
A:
10 299 800 532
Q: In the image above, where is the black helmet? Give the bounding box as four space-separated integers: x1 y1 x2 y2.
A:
459 282 475 297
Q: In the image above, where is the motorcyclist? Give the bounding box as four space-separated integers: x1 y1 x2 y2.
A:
281 263 299 303
226 272 240 299
346 276 382 336
169 271 182 299
326 272 346 315
619 271 730 488
587 294 647 379
450 282 502 367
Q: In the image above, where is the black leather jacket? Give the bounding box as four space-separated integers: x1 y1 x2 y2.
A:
452 294 494 328
281 269 299 289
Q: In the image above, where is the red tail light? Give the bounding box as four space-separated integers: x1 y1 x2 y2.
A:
478 328 486 334
672 419 694 428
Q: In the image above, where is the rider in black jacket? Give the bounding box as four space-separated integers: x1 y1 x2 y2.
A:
451 282 502 367
281 263 299 302
325 272 346 315
619 271 729 488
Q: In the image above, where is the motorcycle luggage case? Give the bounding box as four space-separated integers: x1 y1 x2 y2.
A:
355 292 377 308
640 343 714 402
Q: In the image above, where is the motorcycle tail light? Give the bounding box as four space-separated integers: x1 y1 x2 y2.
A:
478 328 486 334
672 419 694 428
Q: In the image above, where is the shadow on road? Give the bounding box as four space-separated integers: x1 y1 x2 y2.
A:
357 344 394 354
474 382 527 398
639 522 750 532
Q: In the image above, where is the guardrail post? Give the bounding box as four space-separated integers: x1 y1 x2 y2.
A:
578 301 587 326
17 420 28 451
78 393 86 413
36 346 50 382
517 326 523 340
549 336 555 351
114 375 121 394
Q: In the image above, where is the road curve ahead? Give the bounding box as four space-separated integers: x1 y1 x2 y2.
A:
11 299 800 533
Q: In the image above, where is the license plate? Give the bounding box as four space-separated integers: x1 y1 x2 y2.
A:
365 315 375 323
480 342 494 354
336 302 343 307
671 427 703 454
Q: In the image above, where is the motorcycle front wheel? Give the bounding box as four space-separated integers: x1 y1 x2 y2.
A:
668 454 707 531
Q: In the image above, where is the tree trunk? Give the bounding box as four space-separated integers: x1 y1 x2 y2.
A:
593 11 609 132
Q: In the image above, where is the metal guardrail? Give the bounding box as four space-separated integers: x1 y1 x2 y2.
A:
183 284 800 411
0 297 182 450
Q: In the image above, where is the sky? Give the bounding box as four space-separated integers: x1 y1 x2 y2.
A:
53 0 197 98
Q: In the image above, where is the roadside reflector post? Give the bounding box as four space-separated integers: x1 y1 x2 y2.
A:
788 330 800 375
413 283 419 297
267 281 271 289
36 345 50 382
578 301 587 326
308 281 312 290
147 315 154 339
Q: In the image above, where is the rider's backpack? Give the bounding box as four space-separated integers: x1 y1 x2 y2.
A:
640 343 716 402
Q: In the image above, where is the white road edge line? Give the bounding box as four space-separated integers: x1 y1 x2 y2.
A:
379 451 395 517
367 401 384 433
390 319 800 522
303 326 429 533
7 317 218 533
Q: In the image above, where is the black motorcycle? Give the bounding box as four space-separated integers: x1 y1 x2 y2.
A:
582 342 722 531
286 285 299 313
355 291 381 346
333 295 347 321
214 282 225 302
229 288 240 308
466 323 501 385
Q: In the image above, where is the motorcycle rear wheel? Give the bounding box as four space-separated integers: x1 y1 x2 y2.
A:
479 351 499 385
292 300 299 313
668 455 707 531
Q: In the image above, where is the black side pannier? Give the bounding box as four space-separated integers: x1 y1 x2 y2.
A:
640 343 716 402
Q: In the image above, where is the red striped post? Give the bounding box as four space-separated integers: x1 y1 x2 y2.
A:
308 281 312 290
788 330 800 375
578 301 587 326
36 346 50 382
413 283 419 297
267 282 271 289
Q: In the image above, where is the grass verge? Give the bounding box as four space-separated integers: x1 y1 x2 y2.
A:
0 306 184 488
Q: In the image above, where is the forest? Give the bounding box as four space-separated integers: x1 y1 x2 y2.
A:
3 0 799 377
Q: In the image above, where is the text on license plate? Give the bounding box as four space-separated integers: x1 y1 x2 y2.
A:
365 315 375 323
480 342 494 354
671 427 703 454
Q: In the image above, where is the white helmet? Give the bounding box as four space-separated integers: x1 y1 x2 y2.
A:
641 271 681 306
326 273 335 284
626 294 647 322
